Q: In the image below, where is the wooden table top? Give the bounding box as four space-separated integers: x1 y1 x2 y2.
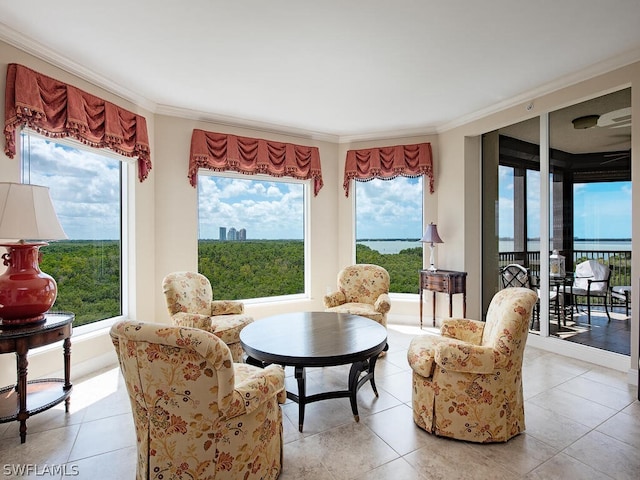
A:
239 311 387 367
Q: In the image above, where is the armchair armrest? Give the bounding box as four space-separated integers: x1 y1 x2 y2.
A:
323 290 346 308
440 318 485 344
224 364 286 419
374 293 391 314
211 300 244 315
434 339 497 374
171 312 212 330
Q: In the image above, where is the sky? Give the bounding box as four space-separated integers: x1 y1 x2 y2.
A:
499 165 632 240
198 175 305 240
24 135 121 240
355 177 423 240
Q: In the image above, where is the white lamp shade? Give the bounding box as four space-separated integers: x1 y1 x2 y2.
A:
0 183 67 241
420 223 443 244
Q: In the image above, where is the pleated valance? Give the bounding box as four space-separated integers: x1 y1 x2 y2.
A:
189 129 323 195
343 142 434 196
4 64 151 181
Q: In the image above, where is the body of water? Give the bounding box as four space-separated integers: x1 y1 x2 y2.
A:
358 239 631 255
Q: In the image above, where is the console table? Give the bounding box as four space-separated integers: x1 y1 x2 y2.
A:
0 312 73 443
419 270 467 328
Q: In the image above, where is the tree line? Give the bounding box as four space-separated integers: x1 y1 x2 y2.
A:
39 240 424 327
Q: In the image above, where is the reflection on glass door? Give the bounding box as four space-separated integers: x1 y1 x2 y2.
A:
548 88 631 355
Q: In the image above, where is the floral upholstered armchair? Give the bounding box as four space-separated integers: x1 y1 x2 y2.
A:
323 264 391 327
162 271 253 362
110 320 286 480
407 287 538 443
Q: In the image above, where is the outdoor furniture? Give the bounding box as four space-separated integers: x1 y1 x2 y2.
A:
162 271 253 362
571 260 611 323
407 287 538 443
611 285 631 317
500 263 558 328
323 264 391 327
110 320 285 480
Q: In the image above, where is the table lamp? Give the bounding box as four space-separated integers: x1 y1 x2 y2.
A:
0 183 67 326
421 223 443 271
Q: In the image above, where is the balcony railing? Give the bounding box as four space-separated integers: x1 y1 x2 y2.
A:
498 250 632 288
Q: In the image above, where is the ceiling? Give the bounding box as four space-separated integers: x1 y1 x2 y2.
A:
1 1 640 141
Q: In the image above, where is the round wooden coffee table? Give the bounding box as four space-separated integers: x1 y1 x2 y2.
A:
239 311 388 431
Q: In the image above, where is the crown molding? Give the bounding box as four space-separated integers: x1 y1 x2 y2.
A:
437 47 640 134
154 104 340 143
0 22 156 112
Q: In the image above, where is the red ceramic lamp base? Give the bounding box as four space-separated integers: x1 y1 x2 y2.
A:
0 243 57 327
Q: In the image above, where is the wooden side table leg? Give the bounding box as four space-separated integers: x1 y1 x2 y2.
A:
63 337 72 412
419 287 424 329
432 291 436 327
449 293 453 318
15 347 28 443
463 293 467 318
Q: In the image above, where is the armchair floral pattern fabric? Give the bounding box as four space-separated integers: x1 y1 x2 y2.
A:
110 320 286 480
163 271 254 362
407 287 538 443
323 264 391 327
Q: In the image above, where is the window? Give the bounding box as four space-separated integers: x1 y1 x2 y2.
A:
198 173 307 300
354 177 423 294
20 132 125 329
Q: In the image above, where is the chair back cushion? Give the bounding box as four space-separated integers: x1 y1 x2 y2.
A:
574 260 609 292
163 271 213 316
338 264 390 305
481 287 538 360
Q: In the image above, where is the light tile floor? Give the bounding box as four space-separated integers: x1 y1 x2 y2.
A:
0 323 638 479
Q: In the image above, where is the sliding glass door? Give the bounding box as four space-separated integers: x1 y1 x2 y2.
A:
483 88 631 355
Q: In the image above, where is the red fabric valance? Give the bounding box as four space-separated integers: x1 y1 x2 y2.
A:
343 142 434 196
189 129 323 195
4 64 151 182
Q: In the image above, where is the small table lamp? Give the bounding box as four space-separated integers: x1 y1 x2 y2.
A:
421 223 443 271
0 183 67 326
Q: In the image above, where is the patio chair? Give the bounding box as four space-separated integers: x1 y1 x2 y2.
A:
500 263 558 328
571 260 611 323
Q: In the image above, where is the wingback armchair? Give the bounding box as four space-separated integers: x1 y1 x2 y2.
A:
407 287 538 443
110 320 286 480
162 271 253 362
323 264 391 327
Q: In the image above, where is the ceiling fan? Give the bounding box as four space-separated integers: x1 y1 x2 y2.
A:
601 150 631 165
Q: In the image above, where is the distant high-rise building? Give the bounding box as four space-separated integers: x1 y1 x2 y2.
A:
238 228 246 240
228 227 237 240
219 227 226 241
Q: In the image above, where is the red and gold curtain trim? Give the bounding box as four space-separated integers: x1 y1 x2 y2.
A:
4 64 151 182
189 129 323 195
343 142 434 196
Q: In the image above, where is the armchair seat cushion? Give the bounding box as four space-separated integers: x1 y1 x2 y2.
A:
325 302 385 324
